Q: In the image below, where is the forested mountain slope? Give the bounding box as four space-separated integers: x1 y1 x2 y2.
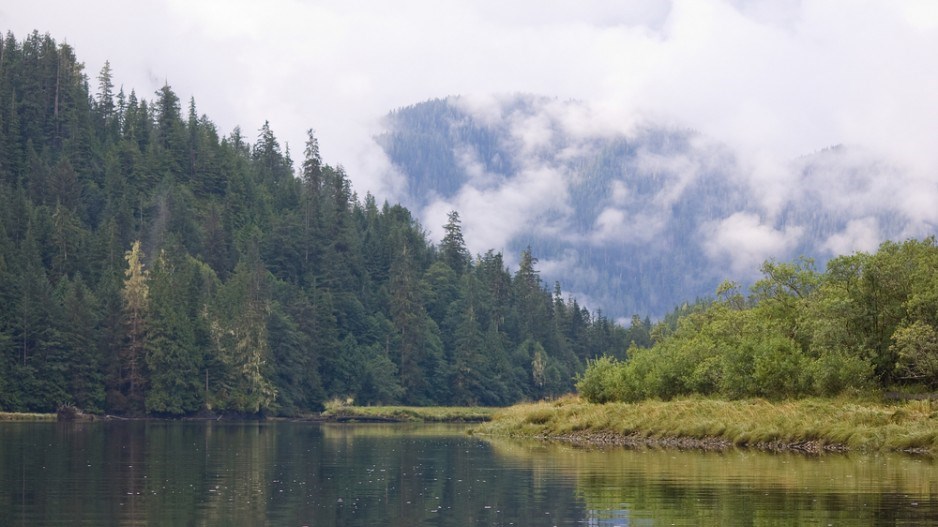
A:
0 32 637 416
377 96 921 319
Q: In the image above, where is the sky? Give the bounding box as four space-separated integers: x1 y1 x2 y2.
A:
2 0 937 250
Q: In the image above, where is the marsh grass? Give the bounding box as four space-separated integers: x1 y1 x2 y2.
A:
321 405 498 422
0 411 57 421
475 396 938 453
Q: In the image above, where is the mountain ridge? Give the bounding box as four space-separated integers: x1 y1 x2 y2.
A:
377 95 930 319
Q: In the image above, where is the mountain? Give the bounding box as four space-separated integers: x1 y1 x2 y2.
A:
376 95 928 319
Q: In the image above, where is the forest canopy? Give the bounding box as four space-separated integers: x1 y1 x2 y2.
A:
0 31 640 416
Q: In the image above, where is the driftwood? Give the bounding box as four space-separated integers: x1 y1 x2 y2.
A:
56 405 95 421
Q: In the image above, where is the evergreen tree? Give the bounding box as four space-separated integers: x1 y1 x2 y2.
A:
388 242 443 404
440 210 469 273
118 240 148 414
445 271 489 405
144 249 203 415
301 129 323 270
58 274 105 412
93 61 118 141
0 217 17 407
210 231 277 414
152 84 188 178
13 219 70 411
512 247 550 347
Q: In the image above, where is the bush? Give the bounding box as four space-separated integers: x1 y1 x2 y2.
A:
576 356 622 403
719 340 757 399
809 348 874 396
751 336 810 398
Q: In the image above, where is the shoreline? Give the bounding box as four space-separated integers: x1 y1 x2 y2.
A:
317 405 497 423
472 396 938 455
533 430 853 454
0 406 498 424
0 411 57 422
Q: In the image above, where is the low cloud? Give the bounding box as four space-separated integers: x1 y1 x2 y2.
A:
6 0 936 218
6 0 937 301
423 161 572 258
822 218 881 257
589 206 668 247
701 212 804 277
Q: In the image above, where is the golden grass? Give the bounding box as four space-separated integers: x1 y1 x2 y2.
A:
320 405 499 422
0 411 57 421
473 395 938 453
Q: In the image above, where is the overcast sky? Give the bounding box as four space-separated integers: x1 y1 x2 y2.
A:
2 0 937 213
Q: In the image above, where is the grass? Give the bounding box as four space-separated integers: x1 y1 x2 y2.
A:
472 395 938 453
0 411 57 421
320 404 499 423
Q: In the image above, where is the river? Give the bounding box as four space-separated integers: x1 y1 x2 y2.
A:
1 421 936 525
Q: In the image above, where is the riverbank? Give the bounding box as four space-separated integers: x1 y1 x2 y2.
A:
472 396 938 454
0 411 57 421
318 405 498 423
1 406 498 423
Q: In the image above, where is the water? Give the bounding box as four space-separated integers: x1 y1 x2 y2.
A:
1 421 937 526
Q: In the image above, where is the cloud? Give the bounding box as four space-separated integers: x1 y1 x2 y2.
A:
822 218 881 256
423 159 572 258
538 248 598 284
590 208 628 245
589 206 669 246
633 144 705 208
790 145 938 234
4 0 937 239
701 212 804 276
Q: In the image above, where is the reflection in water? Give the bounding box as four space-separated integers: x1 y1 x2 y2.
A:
486 438 938 526
0 422 936 525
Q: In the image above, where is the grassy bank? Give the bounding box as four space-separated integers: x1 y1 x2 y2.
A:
473 396 938 453
0 411 57 422
320 405 498 423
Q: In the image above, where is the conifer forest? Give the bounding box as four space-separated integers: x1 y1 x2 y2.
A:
0 32 638 416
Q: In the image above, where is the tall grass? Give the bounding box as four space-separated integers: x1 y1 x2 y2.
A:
321 405 498 422
0 411 57 421
474 396 938 453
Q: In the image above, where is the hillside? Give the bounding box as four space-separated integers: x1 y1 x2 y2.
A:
377 95 920 319
0 32 635 416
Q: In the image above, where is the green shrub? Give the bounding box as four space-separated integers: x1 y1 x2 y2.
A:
576 356 622 403
809 348 874 396
719 340 757 399
751 335 810 398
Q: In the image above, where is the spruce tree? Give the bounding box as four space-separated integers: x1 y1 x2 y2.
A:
145 249 203 415
119 240 148 414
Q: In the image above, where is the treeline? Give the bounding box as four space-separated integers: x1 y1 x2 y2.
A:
578 238 938 402
0 31 637 416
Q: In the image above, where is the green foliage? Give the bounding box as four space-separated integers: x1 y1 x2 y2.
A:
576 356 623 404
892 320 938 385
144 250 206 415
808 348 874 396
579 239 938 403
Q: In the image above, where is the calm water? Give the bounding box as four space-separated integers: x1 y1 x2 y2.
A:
1 421 937 526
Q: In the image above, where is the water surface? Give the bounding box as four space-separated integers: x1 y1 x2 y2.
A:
1 421 936 525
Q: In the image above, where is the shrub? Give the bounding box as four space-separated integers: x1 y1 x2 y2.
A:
809 348 875 396
576 356 622 403
751 336 810 398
